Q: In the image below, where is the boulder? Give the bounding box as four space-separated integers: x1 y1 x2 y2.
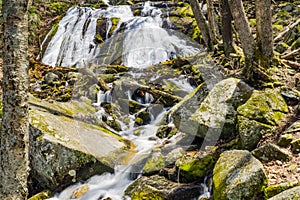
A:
171 78 252 145
124 175 203 200
252 143 291 162
165 147 185 166
264 181 300 199
268 185 300 200
278 120 300 153
28 95 131 193
142 151 165 175
213 150 267 200
175 151 214 182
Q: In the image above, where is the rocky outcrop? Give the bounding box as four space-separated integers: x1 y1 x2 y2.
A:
213 150 267 200
28 95 131 193
124 175 203 200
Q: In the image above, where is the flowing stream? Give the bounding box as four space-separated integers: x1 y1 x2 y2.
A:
43 2 210 199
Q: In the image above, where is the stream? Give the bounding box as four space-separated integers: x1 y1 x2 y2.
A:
43 1 211 199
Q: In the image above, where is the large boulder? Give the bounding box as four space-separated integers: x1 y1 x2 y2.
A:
28 95 131 193
213 150 267 200
170 78 252 145
124 175 203 200
237 89 288 150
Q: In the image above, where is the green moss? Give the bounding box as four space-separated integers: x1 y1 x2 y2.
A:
142 152 165 175
28 190 52 200
249 18 256 27
176 153 214 181
264 181 300 199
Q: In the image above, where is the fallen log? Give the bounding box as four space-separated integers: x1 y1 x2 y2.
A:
274 19 300 43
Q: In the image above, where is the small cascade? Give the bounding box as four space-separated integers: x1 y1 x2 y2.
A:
41 2 201 68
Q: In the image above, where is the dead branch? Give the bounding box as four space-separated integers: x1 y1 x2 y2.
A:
282 59 300 70
281 48 300 60
274 19 300 43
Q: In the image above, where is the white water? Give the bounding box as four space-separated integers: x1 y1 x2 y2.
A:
42 3 201 68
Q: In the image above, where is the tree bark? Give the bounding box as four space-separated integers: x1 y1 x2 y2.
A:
0 0 30 199
189 0 213 51
206 0 218 44
221 0 234 57
256 0 273 67
228 0 255 67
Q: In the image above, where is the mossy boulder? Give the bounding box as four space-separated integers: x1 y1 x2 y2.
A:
142 151 165 175
278 120 300 151
28 95 131 193
165 147 185 166
264 181 300 199
213 150 267 200
238 116 272 150
238 89 288 126
252 143 291 162
175 151 214 182
268 185 300 200
124 175 203 200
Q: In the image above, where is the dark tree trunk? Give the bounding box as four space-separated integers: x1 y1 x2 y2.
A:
228 0 255 68
256 0 273 67
221 0 234 57
189 0 213 51
0 0 30 199
206 0 218 44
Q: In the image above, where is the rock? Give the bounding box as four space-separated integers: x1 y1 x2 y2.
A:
184 78 252 143
238 116 272 150
124 175 203 200
28 190 52 200
135 111 151 125
156 125 178 139
213 150 267 200
291 139 300 153
238 89 288 126
66 72 82 85
165 147 185 166
175 151 214 182
268 185 300 200
278 120 300 152
252 143 291 162
28 95 131 193
44 72 59 85
278 134 294 147
142 151 165 175
264 181 300 199
118 98 145 114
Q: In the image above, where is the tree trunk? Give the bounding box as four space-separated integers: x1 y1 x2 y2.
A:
0 0 30 199
189 0 213 51
206 0 218 44
256 0 273 67
228 0 255 68
221 0 234 57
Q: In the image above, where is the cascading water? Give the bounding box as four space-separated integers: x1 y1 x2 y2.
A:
43 1 210 200
42 2 201 68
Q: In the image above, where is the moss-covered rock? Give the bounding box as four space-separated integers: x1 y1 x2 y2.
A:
264 181 300 199
213 150 267 200
165 147 185 166
238 116 272 150
28 95 131 194
142 151 165 175
156 125 178 139
124 175 203 200
268 185 300 200
252 143 291 162
237 89 288 126
175 151 214 182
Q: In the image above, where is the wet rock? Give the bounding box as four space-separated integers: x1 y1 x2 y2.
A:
142 151 165 175
268 185 300 200
252 143 291 162
44 72 59 85
118 98 145 114
156 125 178 139
175 151 214 182
124 175 203 200
238 89 288 126
213 150 267 200
28 95 131 193
165 147 185 166
136 111 151 125
28 190 52 200
66 72 82 85
88 84 100 100
238 116 272 150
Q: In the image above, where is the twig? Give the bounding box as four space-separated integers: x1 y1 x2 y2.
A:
274 19 300 43
281 48 300 60
282 59 300 70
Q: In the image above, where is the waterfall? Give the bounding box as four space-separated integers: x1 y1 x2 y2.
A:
41 3 201 68
42 1 208 200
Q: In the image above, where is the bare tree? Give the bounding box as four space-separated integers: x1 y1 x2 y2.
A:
189 0 214 51
256 0 273 67
221 0 234 57
228 0 255 68
206 0 219 44
0 0 30 199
